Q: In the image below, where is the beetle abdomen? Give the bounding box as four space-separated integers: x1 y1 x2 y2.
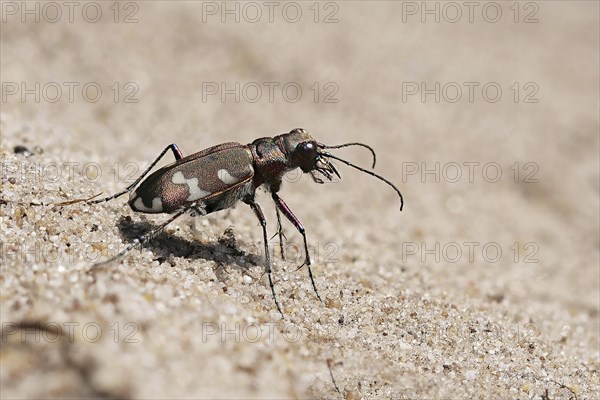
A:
128 144 254 214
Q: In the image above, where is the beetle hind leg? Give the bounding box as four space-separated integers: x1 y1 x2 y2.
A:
88 201 194 275
85 143 184 205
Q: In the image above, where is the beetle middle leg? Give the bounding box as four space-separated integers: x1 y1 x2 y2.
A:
271 192 323 303
246 199 284 318
87 143 184 205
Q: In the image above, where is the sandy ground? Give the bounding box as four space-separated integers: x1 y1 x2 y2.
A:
1 1 598 399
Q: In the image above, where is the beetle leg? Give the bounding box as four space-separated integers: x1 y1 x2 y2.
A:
270 206 287 261
247 200 284 318
87 143 184 205
87 201 194 275
271 192 323 303
191 203 207 217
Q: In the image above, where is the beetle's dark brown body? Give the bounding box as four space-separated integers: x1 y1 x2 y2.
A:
85 128 403 317
129 130 319 216
129 142 254 214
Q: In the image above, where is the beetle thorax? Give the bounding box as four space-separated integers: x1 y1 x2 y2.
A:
250 137 292 192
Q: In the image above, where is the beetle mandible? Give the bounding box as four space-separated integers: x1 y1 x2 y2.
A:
83 128 404 317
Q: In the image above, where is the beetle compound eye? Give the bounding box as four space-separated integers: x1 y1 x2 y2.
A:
301 142 313 151
293 141 319 172
298 141 316 155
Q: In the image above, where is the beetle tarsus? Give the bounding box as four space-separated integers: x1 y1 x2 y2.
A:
53 192 103 206
327 359 342 395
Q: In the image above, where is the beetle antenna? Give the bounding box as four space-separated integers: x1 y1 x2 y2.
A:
321 152 404 211
318 142 377 168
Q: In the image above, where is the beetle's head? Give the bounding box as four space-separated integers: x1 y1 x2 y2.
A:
279 128 339 178
278 128 405 211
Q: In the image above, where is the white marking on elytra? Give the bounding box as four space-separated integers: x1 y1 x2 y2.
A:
133 197 163 212
217 169 239 185
171 171 211 201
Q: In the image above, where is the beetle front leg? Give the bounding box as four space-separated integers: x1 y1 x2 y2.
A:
87 143 184 205
271 192 323 303
247 200 284 318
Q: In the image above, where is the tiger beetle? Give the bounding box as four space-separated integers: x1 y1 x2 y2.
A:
81 128 404 317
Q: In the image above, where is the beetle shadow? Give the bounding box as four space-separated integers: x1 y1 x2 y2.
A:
114 216 260 275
